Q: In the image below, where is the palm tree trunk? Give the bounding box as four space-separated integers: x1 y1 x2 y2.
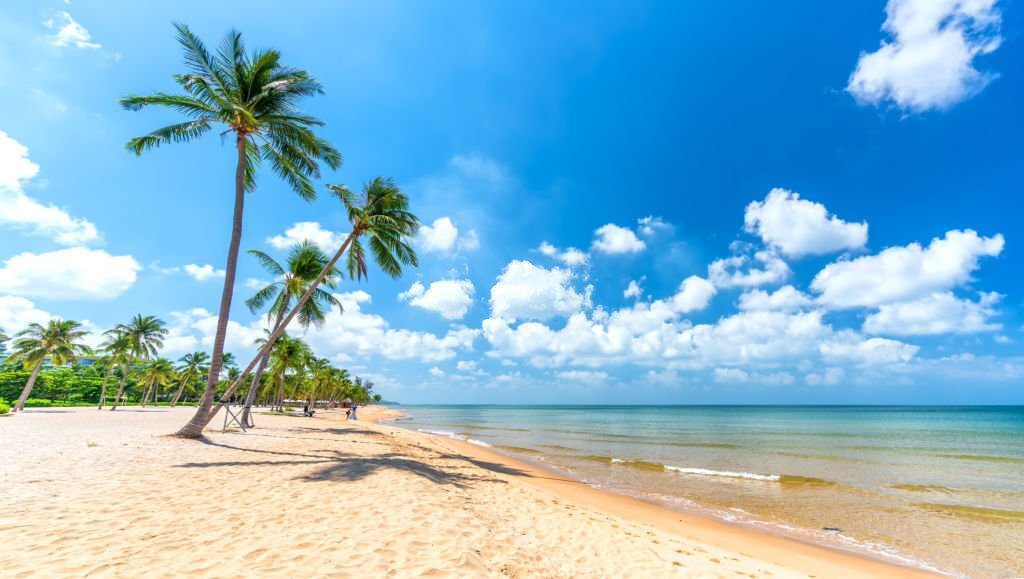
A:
175 135 247 439
13 358 45 412
202 231 358 427
110 358 133 411
170 374 189 407
240 300 288 427
97 362 116 410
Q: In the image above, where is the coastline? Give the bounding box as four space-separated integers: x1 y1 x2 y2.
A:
380 409 939 578
0 405 937 577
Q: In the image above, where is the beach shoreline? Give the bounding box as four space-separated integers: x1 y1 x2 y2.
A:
0 405 936 577
380 410 940 578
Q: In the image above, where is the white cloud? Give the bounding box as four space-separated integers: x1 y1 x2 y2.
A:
744 189 867 257
820 336 918 365
0 248 139 300
714 368 795 385
428 366 446 377
538 242 589 267
592 223 646 254
456 360 478 372
0 296 53 332
416 216 479 254
0 131 100 245
811 229 1003 308
738 286 813 312
266 221 345 252
637 216 669 236
624 279 643 299
245 278 270 290
847 0 1002 112
863 291 1001 336
708 249 790 288
44 11 101 49
398 279 475 320
490 260 591 322
304 291 478 363
806 367 846 386
184 264 225 281
164 307 265 357
556 370 608 383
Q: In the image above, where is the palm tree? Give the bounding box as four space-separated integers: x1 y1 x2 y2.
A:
267 334 308 411
120 23 341 438
171 352 209 406
110 315 168 411
138 358 176 407
7 320 91 412
96 330 130 410
240 241 342 425
206 177 418 427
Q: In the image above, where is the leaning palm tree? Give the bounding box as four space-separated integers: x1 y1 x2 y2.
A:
240 241 342 426
171 351 209 406
138 358 176 407
121 23 341 438
7 319 91 412
96 330 130 410
204 177 418 429
110 315 168 411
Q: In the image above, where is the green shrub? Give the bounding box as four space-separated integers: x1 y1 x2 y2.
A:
0 402 9 415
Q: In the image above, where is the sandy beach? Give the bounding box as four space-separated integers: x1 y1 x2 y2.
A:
0 406 935 577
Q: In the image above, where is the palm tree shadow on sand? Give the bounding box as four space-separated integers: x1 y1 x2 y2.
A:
176 440 529 488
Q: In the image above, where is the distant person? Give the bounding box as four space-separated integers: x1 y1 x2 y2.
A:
349 405 358 421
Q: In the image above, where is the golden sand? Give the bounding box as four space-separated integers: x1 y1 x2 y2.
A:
0 406 934 577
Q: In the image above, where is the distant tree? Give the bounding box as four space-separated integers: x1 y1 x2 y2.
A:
110 315 168 411
7 319 91 412
171 352 209 406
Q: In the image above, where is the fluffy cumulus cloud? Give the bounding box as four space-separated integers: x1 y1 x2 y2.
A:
738 286 813 312
162 308 265 357
304 291 478 363
0 296 53 333
184 264 225 281
637 216 669 236
708 249 791 288
416 216 479 254
744 189 867 257
555 370 609 383
44 11 101 49
863 291 1002 336
592 224 646 255
490 260 592 322
811 229 1003 308
399 279 475 320
847 0 1002 112
267 221 346 252
0 131 100 245
624 279 643 299
538 242 588 267
0 248 140 300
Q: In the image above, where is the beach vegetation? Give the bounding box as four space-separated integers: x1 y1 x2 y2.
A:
5 319 92 412
108 315 168 411
120 23 341 438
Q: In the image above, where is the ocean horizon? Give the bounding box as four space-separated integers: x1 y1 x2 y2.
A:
395 404 1024 577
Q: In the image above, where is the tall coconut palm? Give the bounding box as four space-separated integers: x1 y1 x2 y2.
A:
267 334 309 411
110 315 168 411
171 352 209 406
206 177 418 427
7 319 91 412
96 330 130 410
138 358 176 407
121 23 341 438
240 241 342 425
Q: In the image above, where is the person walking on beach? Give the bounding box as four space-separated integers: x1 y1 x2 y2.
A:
349 405 358 421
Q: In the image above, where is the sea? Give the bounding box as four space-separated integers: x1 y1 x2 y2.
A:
390 405 1024 577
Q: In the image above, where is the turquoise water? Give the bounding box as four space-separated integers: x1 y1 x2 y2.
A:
395 405 1024 577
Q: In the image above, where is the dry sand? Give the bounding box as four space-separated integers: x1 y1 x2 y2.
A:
0 406 935 577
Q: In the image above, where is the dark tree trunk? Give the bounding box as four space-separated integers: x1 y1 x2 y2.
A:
13 358 45 412
175 135 247 438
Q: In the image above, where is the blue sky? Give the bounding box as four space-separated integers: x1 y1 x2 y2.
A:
0 1 1021 404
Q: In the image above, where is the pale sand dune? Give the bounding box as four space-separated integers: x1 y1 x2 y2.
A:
0 407 933 577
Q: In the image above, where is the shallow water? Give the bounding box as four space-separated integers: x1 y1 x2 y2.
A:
398 405 1024 577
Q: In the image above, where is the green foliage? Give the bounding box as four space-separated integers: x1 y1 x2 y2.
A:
0 365 137 404
0 400 8 414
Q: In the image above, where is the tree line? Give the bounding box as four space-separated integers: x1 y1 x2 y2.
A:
0 24 416 431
